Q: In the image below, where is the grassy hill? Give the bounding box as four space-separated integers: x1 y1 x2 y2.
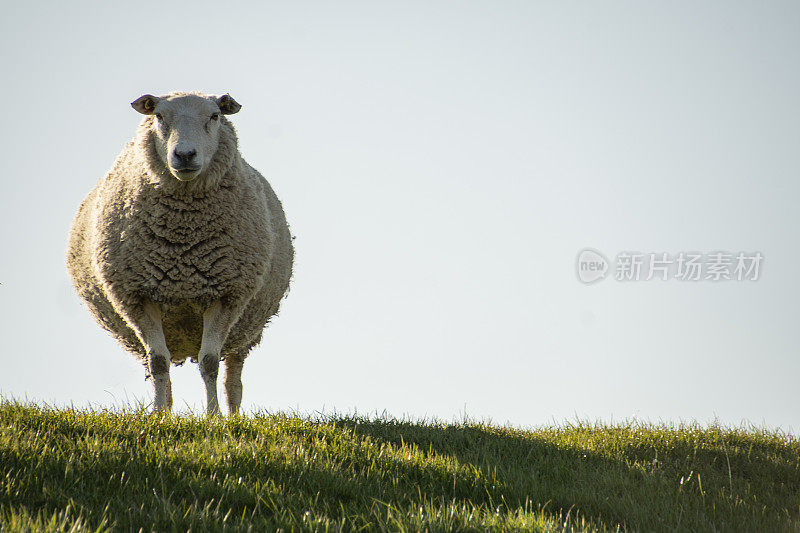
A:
0 401 798 532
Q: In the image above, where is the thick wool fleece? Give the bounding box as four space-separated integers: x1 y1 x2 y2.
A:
67 113 293 366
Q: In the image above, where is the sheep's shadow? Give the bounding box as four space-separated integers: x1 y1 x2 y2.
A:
332 418 800 530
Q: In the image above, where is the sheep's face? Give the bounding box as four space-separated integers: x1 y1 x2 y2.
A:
132 93 241 182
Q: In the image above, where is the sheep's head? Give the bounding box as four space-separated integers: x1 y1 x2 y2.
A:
132 92 241 182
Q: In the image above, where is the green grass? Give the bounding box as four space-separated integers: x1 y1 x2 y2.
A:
0 401 798 532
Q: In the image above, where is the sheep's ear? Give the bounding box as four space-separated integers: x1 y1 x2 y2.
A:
216 94 242 115
131 94 160 115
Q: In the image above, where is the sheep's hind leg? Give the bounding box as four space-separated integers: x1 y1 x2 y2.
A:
132 302 173 412
224 356 245 415
198 301 239 416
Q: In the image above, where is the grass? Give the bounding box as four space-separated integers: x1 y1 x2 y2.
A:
0 401 798 532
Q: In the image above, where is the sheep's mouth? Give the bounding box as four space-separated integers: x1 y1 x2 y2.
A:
172 167 201 181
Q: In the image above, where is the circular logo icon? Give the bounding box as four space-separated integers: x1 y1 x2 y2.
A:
576 248 609 284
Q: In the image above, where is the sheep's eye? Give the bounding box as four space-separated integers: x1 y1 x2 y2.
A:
210 113 220 121
155 113 163 121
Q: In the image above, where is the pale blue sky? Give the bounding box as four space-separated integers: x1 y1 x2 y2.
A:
1 1 798 431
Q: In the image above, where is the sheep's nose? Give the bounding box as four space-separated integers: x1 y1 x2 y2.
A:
173 148 197 166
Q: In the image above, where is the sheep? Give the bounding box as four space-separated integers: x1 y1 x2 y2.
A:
67 91 293 415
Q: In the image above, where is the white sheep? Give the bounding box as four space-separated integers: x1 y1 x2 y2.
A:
67 91 293 415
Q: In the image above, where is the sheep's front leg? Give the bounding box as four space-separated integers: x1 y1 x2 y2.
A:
131 302 173 412
224 357 245 415
198 301 238 415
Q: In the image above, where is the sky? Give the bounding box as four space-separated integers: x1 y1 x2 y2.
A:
1 1 798 432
